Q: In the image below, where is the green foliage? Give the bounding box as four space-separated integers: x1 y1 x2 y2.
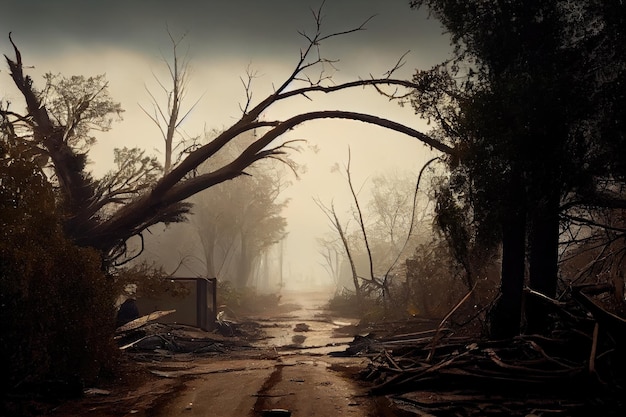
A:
41 73 124 152
110 262 190 300
96 147 164 214
433 182 471 267
326 290 384 320
0 134 118 397
413 0 626 231
409 0 626 336
327 234 496 324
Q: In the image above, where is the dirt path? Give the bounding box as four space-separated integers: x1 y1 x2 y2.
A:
151 291 376 417
152 355 376 417
51 289 625 417
47 290 386 417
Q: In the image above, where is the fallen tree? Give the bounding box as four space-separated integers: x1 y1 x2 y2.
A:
1 5 453 268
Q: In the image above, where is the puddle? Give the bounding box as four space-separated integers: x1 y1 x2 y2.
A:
252 317 357 354
248 291 359 355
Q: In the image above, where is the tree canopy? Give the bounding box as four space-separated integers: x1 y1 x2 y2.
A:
411 0 626 336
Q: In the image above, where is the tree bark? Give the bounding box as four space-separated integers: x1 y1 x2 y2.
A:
525 191 560 334
489 172 526 339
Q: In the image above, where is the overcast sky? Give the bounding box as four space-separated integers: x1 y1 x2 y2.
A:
0 1 453 287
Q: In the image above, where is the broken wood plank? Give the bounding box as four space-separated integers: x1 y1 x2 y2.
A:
116 309 177 333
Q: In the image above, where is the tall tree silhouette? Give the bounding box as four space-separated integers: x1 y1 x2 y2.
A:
410 0 626 336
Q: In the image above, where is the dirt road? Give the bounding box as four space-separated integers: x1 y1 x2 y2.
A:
48 290 386 417
152 355 376 417
144 291 385 417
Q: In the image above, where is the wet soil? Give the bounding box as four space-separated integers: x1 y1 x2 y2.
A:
50 290 392 417
48 289 626 417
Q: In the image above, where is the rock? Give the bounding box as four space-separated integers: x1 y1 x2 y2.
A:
293 323 310 332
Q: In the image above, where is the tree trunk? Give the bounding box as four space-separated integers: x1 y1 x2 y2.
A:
489 173 526 339
235 235 251 288
525 192 560 334
198 227 217 277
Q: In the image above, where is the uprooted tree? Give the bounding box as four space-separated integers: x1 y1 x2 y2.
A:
135 33 292 288
0 11 453 269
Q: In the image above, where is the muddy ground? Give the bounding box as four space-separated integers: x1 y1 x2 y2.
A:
33 289 624 416
50 291 398 417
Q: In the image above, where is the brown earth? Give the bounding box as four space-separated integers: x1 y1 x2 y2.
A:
50 290 397 417
53 352 388 417
27 288 623 417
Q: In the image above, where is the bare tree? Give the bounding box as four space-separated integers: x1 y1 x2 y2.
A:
317 149 440 314
317 235 343 293
314 198 363 308
369 157 441 295
139 29 203 174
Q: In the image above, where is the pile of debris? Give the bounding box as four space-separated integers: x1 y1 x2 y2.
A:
114 310 265 356
339 285 626 416
116 322 231 354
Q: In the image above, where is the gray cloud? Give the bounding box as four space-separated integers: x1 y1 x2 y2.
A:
1 0 449 61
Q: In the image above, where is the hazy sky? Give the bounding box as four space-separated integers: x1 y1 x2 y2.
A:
0 1 452 286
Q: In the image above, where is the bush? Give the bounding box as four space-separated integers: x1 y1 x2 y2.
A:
326 290 384 320
1 240 118 392
0 148 118 402
216 281 290 317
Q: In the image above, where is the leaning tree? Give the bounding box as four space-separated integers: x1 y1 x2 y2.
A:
1 6 453 269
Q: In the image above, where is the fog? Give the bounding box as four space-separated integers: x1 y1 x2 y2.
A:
0 1 452 290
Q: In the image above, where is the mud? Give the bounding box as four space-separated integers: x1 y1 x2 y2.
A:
149 290 379 417
49 290 408 417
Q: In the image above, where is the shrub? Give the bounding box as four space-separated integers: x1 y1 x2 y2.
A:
0 146 118 402
216 281 289 317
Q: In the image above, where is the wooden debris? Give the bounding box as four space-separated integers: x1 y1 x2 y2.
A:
114 321 263 355
572 284 626 347
115 310 176 333
336 284 626 416
262 409 291 417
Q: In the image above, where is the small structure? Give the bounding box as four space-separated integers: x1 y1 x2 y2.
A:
135 277 217 331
